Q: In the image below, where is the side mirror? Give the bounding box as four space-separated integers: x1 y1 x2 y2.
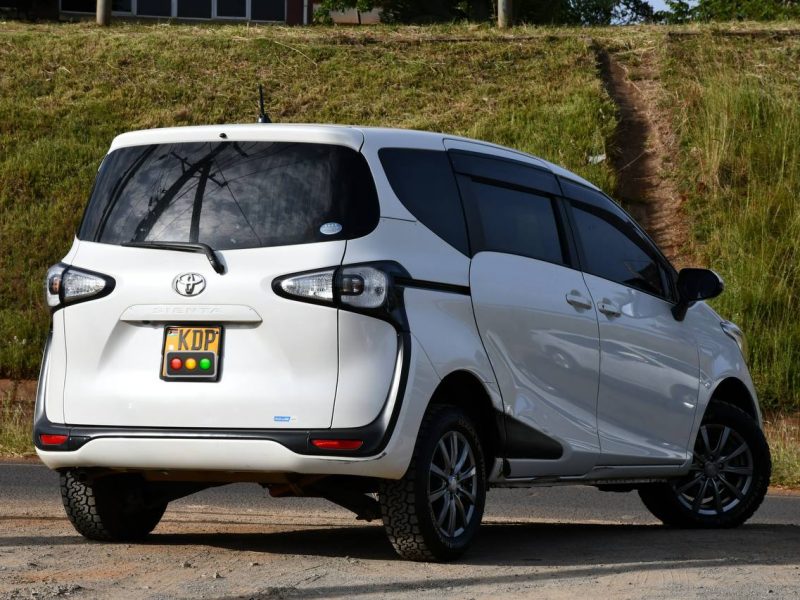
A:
672 268 724 321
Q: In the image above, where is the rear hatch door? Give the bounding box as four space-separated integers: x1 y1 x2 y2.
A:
62 134 378 430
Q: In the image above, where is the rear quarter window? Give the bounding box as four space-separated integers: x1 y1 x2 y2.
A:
79 141 379 250
378 148 469 255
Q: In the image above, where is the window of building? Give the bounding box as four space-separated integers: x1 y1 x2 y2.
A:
177 0 212 18
137 0 171 16
251 0 285 21
217 0 247 17
61 0 95 11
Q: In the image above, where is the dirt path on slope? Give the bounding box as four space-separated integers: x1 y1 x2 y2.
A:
595 45 690 267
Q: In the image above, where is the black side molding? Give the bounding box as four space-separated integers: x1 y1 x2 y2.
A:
395 277 470 296
501 413 564 460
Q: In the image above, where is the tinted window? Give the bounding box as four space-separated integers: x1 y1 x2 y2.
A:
561 176 673 267
79 142 379 250
379 148 469 255
572 204 667 297
464 179 566 265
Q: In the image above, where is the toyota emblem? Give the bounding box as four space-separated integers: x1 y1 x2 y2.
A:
173 273 206 297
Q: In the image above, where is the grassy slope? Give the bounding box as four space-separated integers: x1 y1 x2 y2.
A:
0 22 614 381
658 32 800 415
0 21 798 483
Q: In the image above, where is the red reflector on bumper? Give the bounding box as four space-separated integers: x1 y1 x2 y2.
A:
40 434 68 446
311 439 363 451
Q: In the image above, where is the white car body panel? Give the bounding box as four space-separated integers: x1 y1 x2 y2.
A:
332 312 398 428
402 288 498 387
343 217 470 287
62 240 345 429
583 273 700 465
45 309 68 423
109 124 365 153
470 252 601 477
685 301 760 444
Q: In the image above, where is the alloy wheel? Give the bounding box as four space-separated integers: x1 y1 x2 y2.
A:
427 430 478 539
674 424 754 516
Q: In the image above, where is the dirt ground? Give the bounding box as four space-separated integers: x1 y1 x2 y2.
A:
2 478 799 600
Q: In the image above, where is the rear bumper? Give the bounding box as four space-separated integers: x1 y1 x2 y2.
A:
34 332 438 479
35 437 409 478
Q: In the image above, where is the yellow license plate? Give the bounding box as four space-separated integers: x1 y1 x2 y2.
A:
161 326 222 381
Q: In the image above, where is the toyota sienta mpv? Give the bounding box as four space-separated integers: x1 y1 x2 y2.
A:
35 124 771 561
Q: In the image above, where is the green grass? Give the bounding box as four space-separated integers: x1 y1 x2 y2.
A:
0 21 615 378
0 388 32 457
658 33 800 414
0 21 798 485
765 415 800 488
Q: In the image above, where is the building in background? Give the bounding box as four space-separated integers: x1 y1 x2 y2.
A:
0 1 314 24
325 6 381 24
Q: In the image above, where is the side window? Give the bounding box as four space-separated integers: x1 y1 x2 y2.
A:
378 148 469 255
571 203 668 298
462 178 567 266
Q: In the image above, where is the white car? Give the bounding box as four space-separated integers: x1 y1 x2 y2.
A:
35 124 771 561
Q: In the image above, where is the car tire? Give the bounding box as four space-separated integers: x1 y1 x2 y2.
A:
639 401 771 528
60 470 166 541
379 405 486 562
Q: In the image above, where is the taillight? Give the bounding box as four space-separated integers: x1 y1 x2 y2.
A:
45 264 66 308
277 269 335 303
273 262 409 330
45 264 115 311
338 266 388 309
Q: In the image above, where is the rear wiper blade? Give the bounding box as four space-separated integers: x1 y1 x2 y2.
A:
122 241 226 275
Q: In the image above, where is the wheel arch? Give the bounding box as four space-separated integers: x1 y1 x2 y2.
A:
708 377 759 421
426 370 500 471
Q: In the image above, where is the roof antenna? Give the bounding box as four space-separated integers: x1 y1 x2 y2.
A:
257 84 271 124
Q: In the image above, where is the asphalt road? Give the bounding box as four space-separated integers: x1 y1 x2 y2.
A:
1 462 799 525
1 462 799 599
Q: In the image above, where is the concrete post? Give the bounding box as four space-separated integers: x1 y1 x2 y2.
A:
97 0 111 26
498 0 511 28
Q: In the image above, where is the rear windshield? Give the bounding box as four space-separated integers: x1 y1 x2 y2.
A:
78 141 379 250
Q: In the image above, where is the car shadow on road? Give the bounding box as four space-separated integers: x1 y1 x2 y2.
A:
3 522 798 567
150 521 800 565
167 522 798 599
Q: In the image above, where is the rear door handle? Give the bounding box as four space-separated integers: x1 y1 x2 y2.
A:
598 301 622 317
565 291 592 310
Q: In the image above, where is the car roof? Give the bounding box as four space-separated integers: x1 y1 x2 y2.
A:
109 124 599 191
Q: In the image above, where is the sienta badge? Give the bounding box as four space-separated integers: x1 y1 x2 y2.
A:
320 222 343 236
